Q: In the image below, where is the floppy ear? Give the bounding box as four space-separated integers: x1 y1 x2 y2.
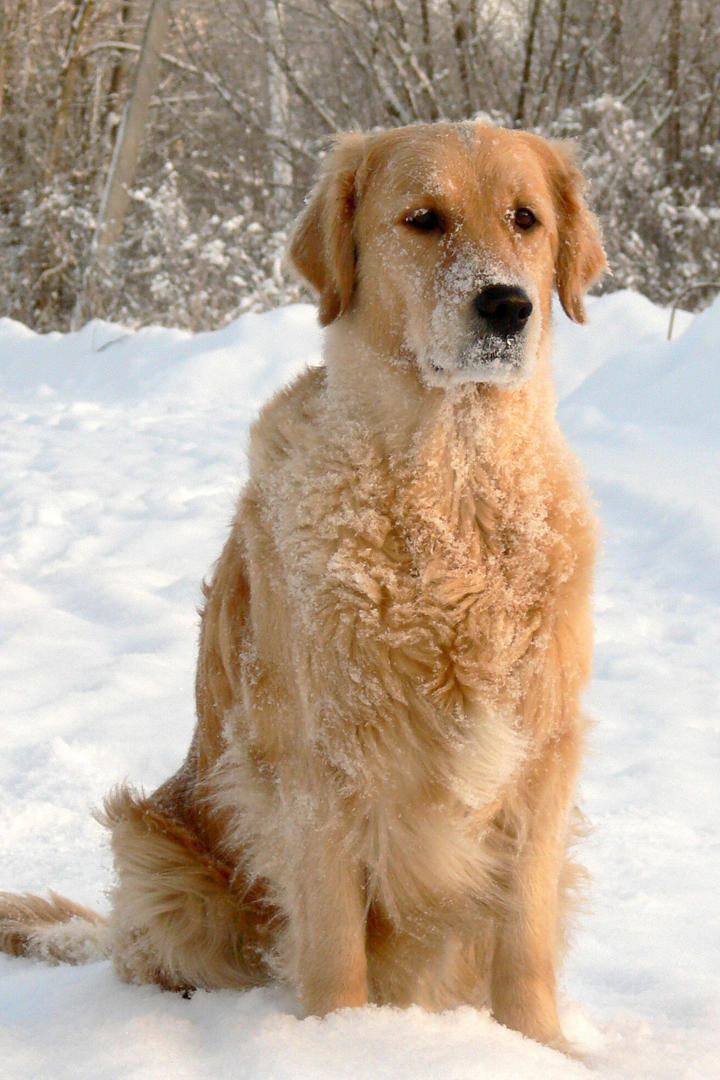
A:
545 141 608 323
289 134 366 326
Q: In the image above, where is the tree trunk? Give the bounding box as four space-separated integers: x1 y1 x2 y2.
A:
665 0 682 178
74 0 170 327
419 0 433 81
515 0 543 128
0 1 13 118
449 0 474 116
94 0 169 253
44 0 96 180
264 0 293 217
101 0 134 140
608 0 623 89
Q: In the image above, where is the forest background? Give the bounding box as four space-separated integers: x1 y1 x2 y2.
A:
1 0 718 332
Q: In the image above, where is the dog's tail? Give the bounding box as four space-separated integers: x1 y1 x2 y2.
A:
0 890 110 965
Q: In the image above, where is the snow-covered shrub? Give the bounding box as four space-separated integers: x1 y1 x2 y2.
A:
0 180 95 331
80 165 303 331
550 97 720 308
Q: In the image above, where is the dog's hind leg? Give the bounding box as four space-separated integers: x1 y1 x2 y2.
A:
101 785 275 992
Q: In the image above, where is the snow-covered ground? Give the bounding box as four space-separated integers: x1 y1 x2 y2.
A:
1 292 718 1079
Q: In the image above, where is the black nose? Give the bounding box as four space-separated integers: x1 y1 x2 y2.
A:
474 285 533 337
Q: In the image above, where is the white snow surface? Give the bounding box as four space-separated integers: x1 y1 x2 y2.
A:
1 293 718 1079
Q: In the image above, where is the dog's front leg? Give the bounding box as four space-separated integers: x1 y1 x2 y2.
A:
490 729 582 1049
286 837 368 1016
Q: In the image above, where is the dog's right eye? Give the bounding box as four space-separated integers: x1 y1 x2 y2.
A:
404 208 444 233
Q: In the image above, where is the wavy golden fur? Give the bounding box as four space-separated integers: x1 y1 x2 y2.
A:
0 120 606 1052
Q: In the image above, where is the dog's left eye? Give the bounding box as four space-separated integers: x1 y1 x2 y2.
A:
404 208 444 233
514 207 536 231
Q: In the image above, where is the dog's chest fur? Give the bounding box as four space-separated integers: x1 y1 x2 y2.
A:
206 363 598 929
250 375 587 807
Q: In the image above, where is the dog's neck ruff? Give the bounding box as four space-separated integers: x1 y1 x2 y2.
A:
320 321 564 580
323 317 557 479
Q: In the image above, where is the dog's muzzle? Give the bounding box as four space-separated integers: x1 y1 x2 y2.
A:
473 285 533 338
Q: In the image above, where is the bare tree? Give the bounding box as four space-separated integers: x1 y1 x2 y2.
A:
45 0 97 181
93 0 170 254
665 0 682 177
515 0 542 127
263 0 293 215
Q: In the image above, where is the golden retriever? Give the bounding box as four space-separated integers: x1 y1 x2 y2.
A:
0 119 606 1052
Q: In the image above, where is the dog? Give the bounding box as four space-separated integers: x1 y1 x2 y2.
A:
0 119 606 1052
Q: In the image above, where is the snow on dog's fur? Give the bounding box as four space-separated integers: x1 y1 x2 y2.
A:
0 120 606 1052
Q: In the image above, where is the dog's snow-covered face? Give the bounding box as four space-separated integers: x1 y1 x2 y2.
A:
404 241 544 390
290 121 606 389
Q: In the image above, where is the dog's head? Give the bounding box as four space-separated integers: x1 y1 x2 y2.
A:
290 122 606 389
